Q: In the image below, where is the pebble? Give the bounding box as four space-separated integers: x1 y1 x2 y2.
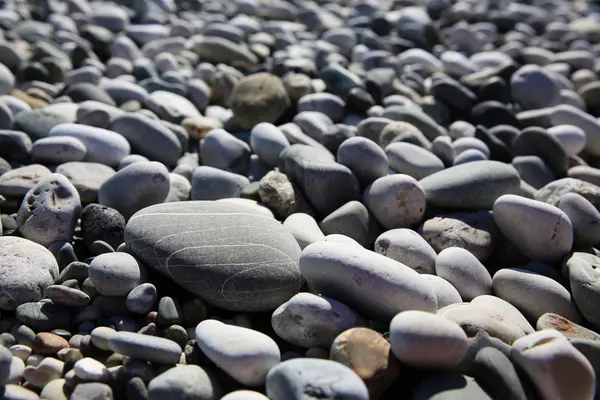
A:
300 241 437 321
435 247 492 301
0 237 59 310
0 164 51 197
374 228 437 274
319 201 380 248
389 310 469 367
17 173 81 247
512 330 595 400
125 201 302 312
493 267 581 323
195 319 280 386
493 194 573 262
249 123 290 168
272 292 364 348
420 161 521 210
98 161 170 219
0 130 31 161
89 252 143 297
200 128 251 175
147 365 222 400
565 252 600 329
282 213 325 249
73 357 109 381
386 142 444 180
471 295 535 335
108 331 181 364
70 382 113 400
191 166 250 200
556 192 600 247
31 136 86 164
266 358 369 400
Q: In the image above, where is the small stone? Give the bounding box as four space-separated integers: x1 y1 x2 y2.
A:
319 201 380 248
556 193 600 247
272 293 364 349
90 327 116 351
190 166 249 201
108 332 182 364
374 228 437 274
23 356 64 389
337 137 388 187
0 238 59 311
471 295 535 335
70 382 113 400
195 319 280 386
230 73 290 129
182 116 222 140
250 123 290 168
32 136 86 164
0 130 32 161
385 142 444 180
221 391 268 400
493 194 573 262
435 247 492 301
266 358 368 400
537 313 600 341
283 213 325 249
258 171 296 220
390 310 468 367
125 283 157 315
0 164 51 197
73 357 109 381
564 252 600 329
512 330 594 400
147 365 221 400
156 297 182 327
80 204 125 251
31 333 69 356
200 128 251 175
535 178 600 208
89 252 143 297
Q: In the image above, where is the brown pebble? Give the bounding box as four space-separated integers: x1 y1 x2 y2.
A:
32 332 70 355
146 311 158 325
182 116 223 140
330 328 400 400
10 89 48 109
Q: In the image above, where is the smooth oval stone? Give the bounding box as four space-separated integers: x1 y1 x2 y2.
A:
471 295 534 335
200 128 251 175
374 228 437 274
249 123 290 168
108 331 181 364
389 310 468 367
89 252 143 297
493 194 573 262
56 162 116 204
147 90 200 121
0 237 59 311
329 327 399 399
363 174 426 230
556 193 600 247
472 346 528 400
337 136 388 187
283 213 325 250
512 155 555 189
13 109 69 141
422 275 462 309
512 127 569 178
125 201 302 312
45 285 89 308
547 125 587 156
109 114 182 167
17 173 81 247
493 268 580 323
125 283 157 314
221 391 267 400
297 93 345 122
568 166 600 187
453 148 488 165
31 136 86 164
319 201 380 248
148 365 222 400
0 130 31 161
0 164 51 197
438 303 526 344
195 319 280 386
512 330 595 400
413 372 492 400
435 247 492 301
191 166 250 201
511 65 561 109
266 358 369 400
385 142 444 180
550 104 600 156
49 123 130 167
419 161 521 210
565 252 600 329
98 161 170 220
300 241 437 322
272 292 364 349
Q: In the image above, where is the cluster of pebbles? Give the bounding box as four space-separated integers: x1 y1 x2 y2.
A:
1 0 600 398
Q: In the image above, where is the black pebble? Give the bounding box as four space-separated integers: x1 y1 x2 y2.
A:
80 204 126 251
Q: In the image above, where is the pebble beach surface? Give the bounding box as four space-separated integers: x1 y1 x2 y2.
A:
0 0 600 398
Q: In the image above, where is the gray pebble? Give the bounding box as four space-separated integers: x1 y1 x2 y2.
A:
108 331 182 364
556 192 600 247
249 123 290 168
435 247 492 301
385 142 444 180
89 252 143 297
336 136 388 187
148 365 221 400
31 136 86 164
374 228 437 274
191 166 250 200
200 128 251 175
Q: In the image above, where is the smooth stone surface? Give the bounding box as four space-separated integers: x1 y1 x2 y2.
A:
98 161 170 220
147 365 222 400
389 310 468 367
385 142 444 180
0 130 32 161
363 174 426 230
191 166 250 201
300 241 437 322
125 201 303 312
89 252 143 297
282 213 325 250
493 268 581 323
374 229 437 274
435 247 492 301
472 347 528 400
49 123 130 167
0 237 59 311
0 164 51 197
556 193 600 247
419 161 521 210
266 358 369 400
337 136 388 187
17 173 81 247
547 125 587 156
272 292 364 349
565 252 600 329
471 295 535 335
109 114 182 167
125 283 157 315
512 330 595 400
56 162 115 204
250 123 290 168
108 332 182 364
200 128 251 175
493 194 573 262
195 319 280 386
319 201 380 248
31 136 86 164
73 357 109 381
423 275 463 309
